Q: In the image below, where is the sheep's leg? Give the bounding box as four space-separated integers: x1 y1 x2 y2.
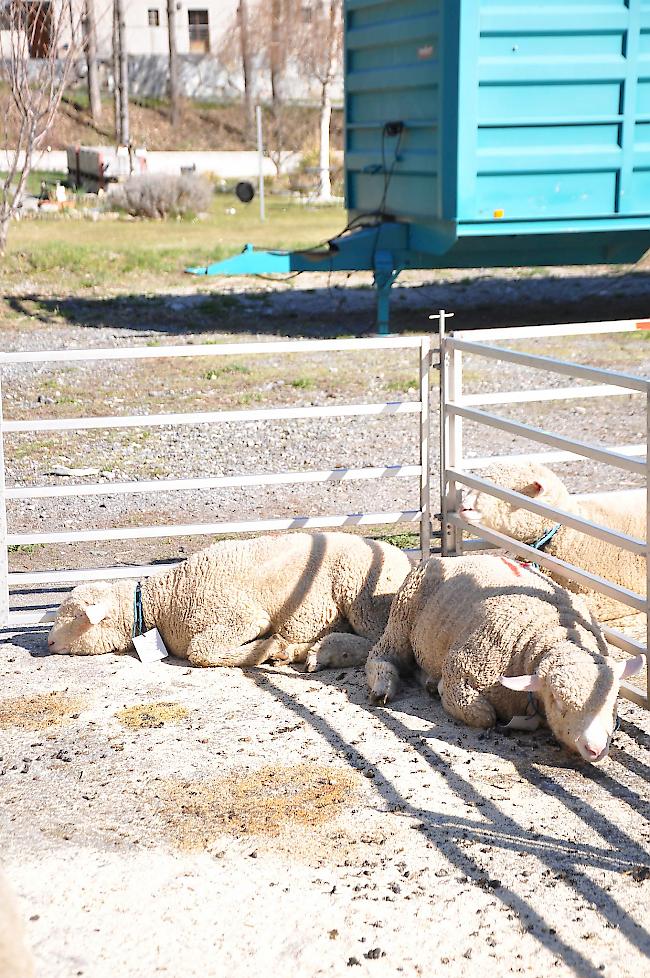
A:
439 656 496 729
365 629 415 705
266 639 313 664
366 656 401 705
187 624 277 668
305 633 374 672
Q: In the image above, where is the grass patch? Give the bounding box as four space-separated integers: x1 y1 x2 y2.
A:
204 362 251 380
158 764 359 848
290 377 314 389
3 198 346 291
0 691 86 730
0 170 69 197
387 377 418 393
377 532 419 550
115 701 189 729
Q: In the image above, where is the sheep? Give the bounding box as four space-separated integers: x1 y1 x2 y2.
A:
0 872 34 978
365 553 645 762
458 460 646 621
47 531 412 668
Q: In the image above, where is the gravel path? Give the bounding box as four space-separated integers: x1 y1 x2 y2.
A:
1 267 649 977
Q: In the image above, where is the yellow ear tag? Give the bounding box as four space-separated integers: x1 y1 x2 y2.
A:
493 208 505 219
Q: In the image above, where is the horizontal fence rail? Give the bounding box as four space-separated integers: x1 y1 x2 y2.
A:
440 316 649 711
5 465 422 500
3 402 422 434
0 335 434 628
7 511 424 548
0 336 428 365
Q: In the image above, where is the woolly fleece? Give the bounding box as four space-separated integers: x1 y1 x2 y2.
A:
365 554 627 760
460 460 646 621
48 532 412 668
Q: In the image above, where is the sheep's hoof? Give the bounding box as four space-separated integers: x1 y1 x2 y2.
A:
305 651 322 673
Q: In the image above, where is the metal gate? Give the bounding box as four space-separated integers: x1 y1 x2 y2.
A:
0 334 433 627
440 317 649 710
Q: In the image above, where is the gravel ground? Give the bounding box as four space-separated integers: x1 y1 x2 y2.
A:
1 265 650 977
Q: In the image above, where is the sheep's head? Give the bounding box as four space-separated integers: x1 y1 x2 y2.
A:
459 461 572 542
48 582 131 656
500 649 645 762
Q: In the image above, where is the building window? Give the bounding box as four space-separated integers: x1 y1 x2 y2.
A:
188 9 210 54
148 9 160 27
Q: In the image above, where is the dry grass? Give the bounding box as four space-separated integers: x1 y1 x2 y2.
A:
0 690 86 730
115 701 189 729
157 764 359 848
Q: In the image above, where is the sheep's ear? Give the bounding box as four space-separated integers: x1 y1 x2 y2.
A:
84 602 110 625
614 654 646 682
500 673 544 692
521 480 545 499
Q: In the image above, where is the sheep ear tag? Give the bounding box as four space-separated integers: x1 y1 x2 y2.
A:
85 602 110 625
499 674 544 692
133 628 168 664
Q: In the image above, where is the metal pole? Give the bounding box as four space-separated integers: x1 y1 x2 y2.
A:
0 373 9 626
449 324 463 555
256 104 265 222
433 309 455 554
419 334 432 563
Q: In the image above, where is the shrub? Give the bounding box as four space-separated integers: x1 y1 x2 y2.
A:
110 174 213 219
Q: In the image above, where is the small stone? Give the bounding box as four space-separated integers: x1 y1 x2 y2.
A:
347 958 361 967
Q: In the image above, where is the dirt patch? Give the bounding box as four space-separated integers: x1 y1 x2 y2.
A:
115 701 189 729
0 690 86 730
158 764 359 849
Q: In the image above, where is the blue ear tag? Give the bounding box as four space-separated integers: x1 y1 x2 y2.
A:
528 523 562 570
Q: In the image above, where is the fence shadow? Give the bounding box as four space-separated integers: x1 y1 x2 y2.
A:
247 662 650 977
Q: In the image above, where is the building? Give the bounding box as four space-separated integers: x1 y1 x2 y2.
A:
1 1 341 101
92 1 240 59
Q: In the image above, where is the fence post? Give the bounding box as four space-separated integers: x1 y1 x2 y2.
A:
0 374 8 626
438 310 456 556
419 334 432 563
448 323 463 556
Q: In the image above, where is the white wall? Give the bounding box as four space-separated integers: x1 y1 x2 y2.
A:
93 0 240 58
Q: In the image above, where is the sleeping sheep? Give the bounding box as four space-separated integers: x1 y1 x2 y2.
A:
365 553 645 762
458 459 646 621
47 532 412 668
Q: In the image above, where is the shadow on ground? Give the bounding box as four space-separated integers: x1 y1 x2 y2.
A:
248 663 650 978
7 266 650 338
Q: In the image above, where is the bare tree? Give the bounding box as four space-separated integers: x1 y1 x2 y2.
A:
83 0 102 124
301 0 342 201
166 0 180 128
0 0 83 254
237 0 254 144
113 0 129 144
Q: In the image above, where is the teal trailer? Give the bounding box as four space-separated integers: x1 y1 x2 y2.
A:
189 0 650 332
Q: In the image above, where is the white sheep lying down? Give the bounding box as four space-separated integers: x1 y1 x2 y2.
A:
459 460 646 621
48 532 412 668
365 554 645 763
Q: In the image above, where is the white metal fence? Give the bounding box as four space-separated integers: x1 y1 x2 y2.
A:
439 317 649 710
0 335 433 627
